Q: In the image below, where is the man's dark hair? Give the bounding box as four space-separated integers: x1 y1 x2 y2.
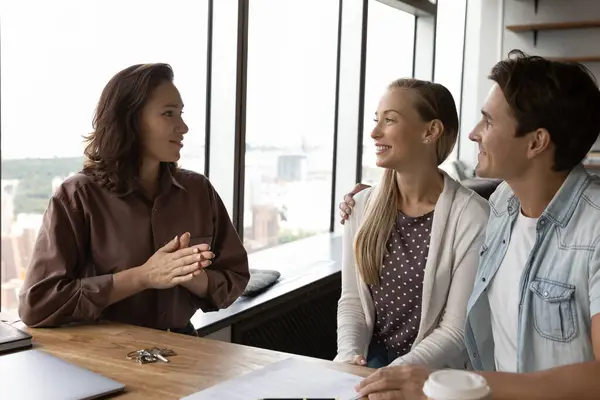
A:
83 63 175 192
489 49 600 171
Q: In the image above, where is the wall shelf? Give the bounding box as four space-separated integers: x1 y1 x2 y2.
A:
506 20 600 32
506 19 600 46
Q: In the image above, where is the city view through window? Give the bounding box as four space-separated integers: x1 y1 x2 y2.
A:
242 0 339 251
1 0 466 316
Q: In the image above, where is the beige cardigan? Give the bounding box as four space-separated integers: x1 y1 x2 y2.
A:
335 172 489 368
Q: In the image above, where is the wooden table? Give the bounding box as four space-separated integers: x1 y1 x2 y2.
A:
18 322 373 399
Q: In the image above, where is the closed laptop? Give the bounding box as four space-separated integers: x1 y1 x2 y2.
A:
0 349 125 400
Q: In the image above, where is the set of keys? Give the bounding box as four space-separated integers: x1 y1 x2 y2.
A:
126 347 177 364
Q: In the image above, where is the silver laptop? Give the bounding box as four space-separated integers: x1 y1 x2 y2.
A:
0 349 125 399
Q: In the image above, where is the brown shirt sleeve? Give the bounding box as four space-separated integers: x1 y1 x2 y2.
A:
186 181 250 312
18 191 114 327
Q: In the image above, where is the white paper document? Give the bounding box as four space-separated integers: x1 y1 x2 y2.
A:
181 358 364 400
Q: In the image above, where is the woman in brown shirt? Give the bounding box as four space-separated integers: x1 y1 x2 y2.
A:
18 64 250 334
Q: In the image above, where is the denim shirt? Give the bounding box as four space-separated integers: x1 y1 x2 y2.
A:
465 165 600 372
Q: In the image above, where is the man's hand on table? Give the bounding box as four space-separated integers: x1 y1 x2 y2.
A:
355 364 431 400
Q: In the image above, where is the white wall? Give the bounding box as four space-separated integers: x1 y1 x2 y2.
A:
459 0 600 167
458 0 505 167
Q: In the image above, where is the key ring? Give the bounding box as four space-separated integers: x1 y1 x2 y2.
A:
127 350 157 364
126 350 143 360
126 348 176 363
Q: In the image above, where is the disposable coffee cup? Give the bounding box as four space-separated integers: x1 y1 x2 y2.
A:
422 370 491 400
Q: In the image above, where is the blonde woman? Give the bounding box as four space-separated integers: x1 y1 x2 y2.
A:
335 79 489 369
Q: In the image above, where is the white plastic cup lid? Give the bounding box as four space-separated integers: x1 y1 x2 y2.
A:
423 370 491 400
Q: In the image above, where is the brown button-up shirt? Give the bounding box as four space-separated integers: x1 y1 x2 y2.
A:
18 166 250 330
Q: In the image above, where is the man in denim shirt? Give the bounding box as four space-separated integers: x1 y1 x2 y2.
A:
457 51 600 398
346 51 600 399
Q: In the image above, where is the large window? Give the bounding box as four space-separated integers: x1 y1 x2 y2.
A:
434 0 468 163
243 0 339 252
361 1 416 185
0 0 208 315
1 0 468 316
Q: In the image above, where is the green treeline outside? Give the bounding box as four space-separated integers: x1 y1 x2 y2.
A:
2 156 316 246
1 157 85 215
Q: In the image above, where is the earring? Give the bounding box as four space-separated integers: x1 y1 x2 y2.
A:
424 139 430 143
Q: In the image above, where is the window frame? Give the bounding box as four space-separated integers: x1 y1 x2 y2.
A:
212 0 451 239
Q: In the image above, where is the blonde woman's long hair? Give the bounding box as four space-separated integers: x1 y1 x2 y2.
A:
354 79 459 285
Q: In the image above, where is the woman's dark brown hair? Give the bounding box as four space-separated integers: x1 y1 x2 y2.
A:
83 63 175 192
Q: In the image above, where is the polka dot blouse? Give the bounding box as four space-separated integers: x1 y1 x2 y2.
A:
369 210 433 360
